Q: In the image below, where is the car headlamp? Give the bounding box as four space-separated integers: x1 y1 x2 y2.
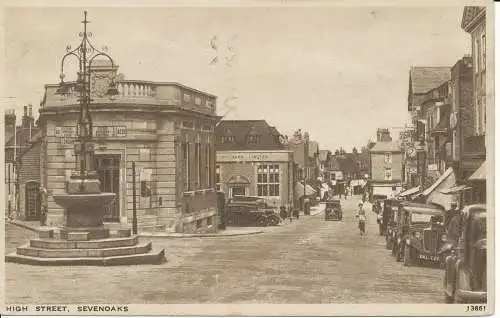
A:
441 234 447 242
414 231 421 239
406 238 411 245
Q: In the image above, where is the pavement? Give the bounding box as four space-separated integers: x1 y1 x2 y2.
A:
5 195 444 304
7 203 326 239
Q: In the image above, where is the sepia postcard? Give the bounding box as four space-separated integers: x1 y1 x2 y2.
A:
0 0 495 316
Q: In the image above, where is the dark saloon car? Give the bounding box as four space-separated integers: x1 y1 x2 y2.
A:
394 202 446 266
443 204 487 304
226 196 280 227
325 199 342 221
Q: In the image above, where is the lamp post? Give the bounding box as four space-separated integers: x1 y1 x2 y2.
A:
55 11 119 185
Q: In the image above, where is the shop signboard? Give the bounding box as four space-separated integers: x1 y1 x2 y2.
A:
217 151 291 163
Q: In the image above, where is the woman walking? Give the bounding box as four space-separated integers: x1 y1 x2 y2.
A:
356 202 367 237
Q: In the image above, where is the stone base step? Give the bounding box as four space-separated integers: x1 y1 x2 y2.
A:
30 236 139 250
17 242 152 258
5 249 166 266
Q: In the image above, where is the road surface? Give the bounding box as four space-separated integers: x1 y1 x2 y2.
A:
5 195 444 303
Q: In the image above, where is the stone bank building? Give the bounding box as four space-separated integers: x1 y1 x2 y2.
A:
37 61 219 233
215 120 294 208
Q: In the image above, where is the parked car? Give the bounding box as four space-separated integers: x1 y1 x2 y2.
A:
394 202 445 267
443 204 487 304
226 196 280 227
325 199 342 221
378 199 398 235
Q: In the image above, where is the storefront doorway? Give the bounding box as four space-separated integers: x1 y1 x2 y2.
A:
25 181 41 221
94 155 121 222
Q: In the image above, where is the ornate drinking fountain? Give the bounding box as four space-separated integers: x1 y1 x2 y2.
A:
6 11 165 266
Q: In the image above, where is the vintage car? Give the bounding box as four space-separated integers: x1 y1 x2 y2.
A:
443 204 487 304
394 202 446 266
325 200 342 221
226 196 280 227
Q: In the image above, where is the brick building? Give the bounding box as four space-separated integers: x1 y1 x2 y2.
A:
461 6 487 204
407 66 451 186
4 106 40 221
215 120 294 208
37 61 219 234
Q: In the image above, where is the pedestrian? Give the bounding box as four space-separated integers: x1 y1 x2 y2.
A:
445 201 462 245
279 206 288 223
355 202 367 237
288 205 293 223
344 187 348 200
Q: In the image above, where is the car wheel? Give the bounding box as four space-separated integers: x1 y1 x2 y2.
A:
256 216 268 227
267 215 279 226
403 246 411 267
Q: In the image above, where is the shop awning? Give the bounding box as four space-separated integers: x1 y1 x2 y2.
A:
397 186 421 198
469 161 487 181
420 167 456 210
421 167 454 196
440 184 472 194
227 175 250 185
295 182 316 198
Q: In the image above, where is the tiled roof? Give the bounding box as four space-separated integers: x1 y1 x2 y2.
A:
410 67 451 95
215 120 284 151
370 141 401 153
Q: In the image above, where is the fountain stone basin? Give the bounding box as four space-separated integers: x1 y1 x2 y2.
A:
53 192 116 228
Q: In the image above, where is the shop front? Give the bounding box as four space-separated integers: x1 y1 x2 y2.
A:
216 150 294 208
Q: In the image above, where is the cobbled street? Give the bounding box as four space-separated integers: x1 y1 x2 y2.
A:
5 195 443 304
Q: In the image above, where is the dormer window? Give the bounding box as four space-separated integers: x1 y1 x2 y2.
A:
183 93 192 102
247 135 260 144
221 136 235 144
195 96 202 106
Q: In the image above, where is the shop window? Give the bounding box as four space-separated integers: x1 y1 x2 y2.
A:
182 142 190 191
196 219 203 229
207 216 213 226
206 145 211 188
194 142 200 189
215 165 221 191
257 164 280 197
481 34 486 71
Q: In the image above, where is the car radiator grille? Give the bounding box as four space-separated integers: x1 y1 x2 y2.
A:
423 229 438 253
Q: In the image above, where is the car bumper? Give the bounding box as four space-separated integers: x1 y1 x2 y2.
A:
455 289 487 304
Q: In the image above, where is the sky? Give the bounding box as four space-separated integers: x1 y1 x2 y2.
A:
3 5 470 151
